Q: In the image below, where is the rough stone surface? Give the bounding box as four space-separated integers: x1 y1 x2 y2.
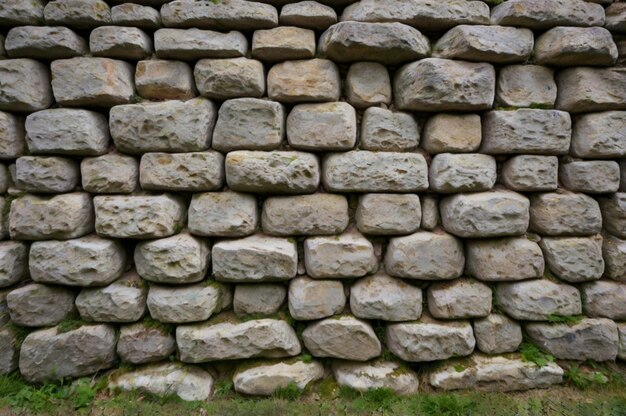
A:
155 29 247 60
429 153 496 193
194 58 265 100
234 360 324 396
356 193 421 235
0 0 44 26
116 322 176 365
332 359 419 395
304 230 377 279
6 26 87 59
465 237 544 282
288 276 345 320
603 233 626 281
81 154 138 194
147 282 225 323
581 281 626 320
346 62 391 109
90 26 152 60
140 151 224 192
473 314 523 354
302 316 381 361
135 59 196 100
496 280 582 321
599 193 626 239
428 278 492 319
267 59 340 103
280 1 337 30
496 65 557 108
234 284 287 317
570 112 626 159
422 113 481 154
0 327 18 375
43 0 112 30
0 241 29 288
7 283 76 327
351 273 422 322
0 112 26 159
15 156 79 193
188 191 258 238
529 192 602 236
111 4 161 30
556 68 626 113
540 236 604 283
252 26 315 62
359 108 419 151
287 102 356 151
501 156 558 192
535 27 618 67
0 59 52 112
490 0 605 30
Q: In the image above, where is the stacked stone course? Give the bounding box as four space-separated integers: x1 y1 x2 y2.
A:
0 0 625 400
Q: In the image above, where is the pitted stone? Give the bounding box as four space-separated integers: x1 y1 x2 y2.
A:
194 58 265 100
360 108 419 152
252 26 315 62
135 60 197 100
90 26 152 60
351 273 422 322
7 283 76 327
267 59 340 103
473 314 523 354
155 29 247 60
188 191 258 238
289 276 345 320
496 280 581 321
15 156 79 193
535 27 617 67
6 26 87 59
0 59 52 112
529 192 601 236
501 156 558 192
465 237 544 282
302 316 381 361
422 113 481 154
147 282 225 323
304 230 377 279
491 0 605 30
44 0 111 30
287 102 356 151
428 278 492 319
140 151 224 192
81 154 138 194
356 193 421 236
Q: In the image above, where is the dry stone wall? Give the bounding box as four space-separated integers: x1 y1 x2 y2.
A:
0 0 625 400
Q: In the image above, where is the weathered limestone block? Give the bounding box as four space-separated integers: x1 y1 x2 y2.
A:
288 276 345 320
560 160 620 194
110 362 214 402
473 314 523 354
287 102 356 151
252 26 315 62
465 237 544 282
135 60 197 100
530 192 602 236
0 59 52 112
234 360 324 396
226 151 320 194
304 230 377 279
429 354 563 392
535 27 617 67
319 22 429 65
214 98 284 152
440 191 529 238
539 236 604 283
213 234 297 282
234 283 286 317
428 278 492 319
76 273 147 323
571 112 626 159
29 235 126 286
280 1 337 30
262 194 349 236
90 26 152 60
117 322 176 365
147 282 225 323
51 58 134 108
603 234 626 281
332 359 419 395
177 318 301 362
434 25 533 63
525 319 619 361
110 99 216 154
161 0 278 30
429 153 496 193
111 4 161 30
422 113 481 154
394 58 495 112
341 0 490 31
267 59 340 103
81 154 138 194
581 281 626 320
135 233 210 284
496 65 556 108
356 193 421 235
0 242 28 288
44 0 111 29
385 230 464 280
606 3 626 33
346 62 391 109
5 26 87 59
481 110 571 155
0 0 44 25
420 196 440 231
496 280 581 321
15 156 79 193
155 29 247 60
7 283 75 327
386 316 475 362
491 0 605 30
19 324 117 382
501 156 558 192
302 316 381 361
351 273 422 322
360 108 419 151
94 194 186 239
599 193 626 239
322 151 427 192
10 193 94 240
556 68 626 113
0 327 18 375
188 192 258 238
194 58 265 100
25 109 109 156
140 152 224 192
0 112 25 159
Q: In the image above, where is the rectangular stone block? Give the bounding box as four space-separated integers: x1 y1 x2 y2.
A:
422 113 481 154
571 111 626 159
287 102 356 151
529 192 602 236
501 155 558 192
90 26 152 60
43 0 112 30
356 193 421 235
0 111 25 159
559 160 620 194
466 237 544 282
253 26 315 62
135 60 197 100
155 28 247 60
496 65 556 108
556 68 626 113
161 0 278 30
0 59 52 112
429 153 496 193
111 3 161 30
15 156 79 193
304 230 377 279
5 26 87 59
267 59 340 103
0 241 29 288
195 57 265 100
188 191 258 238
491 0 605 30
139 151 224 192
0 0 44 25
360 107 419 152
81 154 139 194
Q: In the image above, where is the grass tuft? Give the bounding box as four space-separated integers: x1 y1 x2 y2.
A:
547 314 583 326
272 382 302 401
519 342 554 368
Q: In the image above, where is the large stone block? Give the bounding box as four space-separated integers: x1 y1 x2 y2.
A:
15 156 79 193
0 112 25 159
302 316 381 361
19 324 117 382
480 110 571 155
29 235 126 286
332 359 419 395
356 193 421 236
90 26 152 60
0 59 52 112
194 58 265 100
428 278 492 319
346 62 391 110
351 273 422 322
288 276 345 320
603 233 626 281
0 327 18 375
147 282 225 323
226 151 320 194
177 318 301 362
188 191 258 238
110 99 216 154
384 231 464 280
421 113 481 154
7 283 76 327
535 27 617 67
491 0 605 30
394 58 495 112
304 230 377 279
529 192 601 236
540 236 604 283
429 153 496 193
252 26 315 62
155 28 247 60
81 154 139 194
25 109 109 156
0 241 28 288
135 60 196 100
473 314 522 354
556 68 626 113
234 360 324 396
94 194 186 239
267 59 340 103
0 0 44 25
560 160 620 194
465 237 544 282
234 283 286 317
43 0 111 29
599 193 626 239
280 1 337 30
139 151 224 192
496 280 581 321
262 194 348 236
10 193 94 240
5 26 87 59
213 234 297 282
161 0 278 30
501 155 558 192
287 102 356 151
360 108 419 152
111 4 161 30
606 3 626 33
319 22 429 65
570 112 626 159
581 281 626 320
135 232 210 284
496 65 556 108
117 322 176 365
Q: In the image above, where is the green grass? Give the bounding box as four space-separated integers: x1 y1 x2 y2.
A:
519 342 555 368
272 382 302 401
547 314 583 326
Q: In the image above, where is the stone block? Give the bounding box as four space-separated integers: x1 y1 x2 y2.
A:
234 360 324 396
304 230 377 279
360 108 419 152
75 272 147 322
267 59 340 103
302 316 381 361
428 278 492 319
90 26 152 60
287 102 356 151
43 0 111 29
570 111 626 159
422 113 481 154
5 26 87 59
356 193 421 235
288 276 345 320
7 283 76 327
496 65 556 108
280 1 337 30
465 237 544 282
351 273 422 322
147 282 225 323
535 27 617 66
529 192 601 236
490 0 605 30
135 60 197 100
556 68 626 113
117 322 176 365
0 241 28 288
188 191 258 238
234 283 286 317
559 160 620 194
111 4 161 30
81 154 138 194
429 153 496 193
496 280 581 321
15 156 79 193
139 151 224 192
501 155 558 192
0 59 52 112
346 62 391 109
194 58 265 100
473 314 523 354
252 26 315 62
155 28 247 60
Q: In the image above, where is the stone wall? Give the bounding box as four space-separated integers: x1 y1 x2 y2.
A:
0 0 625 400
